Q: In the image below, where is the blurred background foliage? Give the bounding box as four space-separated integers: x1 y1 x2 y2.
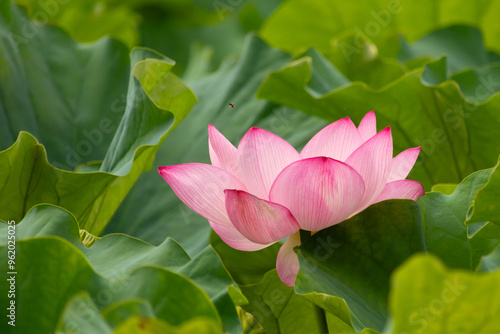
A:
13 0 283 74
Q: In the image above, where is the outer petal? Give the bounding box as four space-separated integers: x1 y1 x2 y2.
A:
276 232 301 287
357 110 377 142
373 180 425 203
208 124 239 177
209 221 271 251
345 127 393 210
158 163 245 227
237 127 300 200
388 147 421 182
269 157 365 231
225 190 300 244
301 117 363 161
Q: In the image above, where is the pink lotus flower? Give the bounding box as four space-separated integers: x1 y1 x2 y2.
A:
158 111 424 286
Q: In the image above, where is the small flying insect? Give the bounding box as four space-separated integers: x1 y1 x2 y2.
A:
228 103 234 109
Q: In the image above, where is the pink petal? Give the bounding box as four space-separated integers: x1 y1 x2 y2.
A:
345 127 393 210
388 147 421 182
373 180 425 203
269 157 366 231
225 190 300 244
301 117 363 161
208 124 239 177
357 110 377 142
209 221 271 251
158 163 245 227
277 232 301 287
237 127 300 200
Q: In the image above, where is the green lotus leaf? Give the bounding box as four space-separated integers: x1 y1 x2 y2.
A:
388 254 500 333
0 4 197 235
0 204 242 333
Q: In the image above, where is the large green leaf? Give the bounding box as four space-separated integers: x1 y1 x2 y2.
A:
260 0 401 56
387 254 500 333
0 204 243 333
0 4 129 161
418 161 500 271
257 53 500 189
0 4 197 235
296 200 425 332
260 0 500 56
105 34 328 254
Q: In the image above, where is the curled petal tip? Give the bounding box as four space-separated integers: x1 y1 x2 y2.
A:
157 166 170 175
